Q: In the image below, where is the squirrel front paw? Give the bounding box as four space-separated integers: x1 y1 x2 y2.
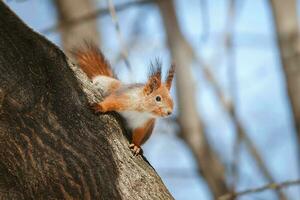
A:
129 143 142 156
90 103 106 113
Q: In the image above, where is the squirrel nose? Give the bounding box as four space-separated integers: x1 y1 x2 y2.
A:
167 111 172 115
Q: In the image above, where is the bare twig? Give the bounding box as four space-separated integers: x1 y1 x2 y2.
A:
112 9 149 65
42 0 154 34
224 0 241 192
225 0 237 103
209 0 243 68
219 179 300 200
106 0 132 70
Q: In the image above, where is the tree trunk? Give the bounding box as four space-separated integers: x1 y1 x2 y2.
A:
156 0 230 198
270 0 300 163
0 2 173 200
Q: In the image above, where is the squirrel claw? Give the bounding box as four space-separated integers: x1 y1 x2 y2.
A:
129 143 142 156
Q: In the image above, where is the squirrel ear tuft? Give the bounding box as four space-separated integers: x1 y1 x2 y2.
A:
165 64 175 90
144 59 162 95
149 59 162 80
144 76 161 95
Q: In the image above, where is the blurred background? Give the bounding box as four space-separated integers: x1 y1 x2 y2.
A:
5 0 300 199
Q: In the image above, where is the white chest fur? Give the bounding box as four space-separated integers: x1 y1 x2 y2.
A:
119 111 153 129
92 75 118 94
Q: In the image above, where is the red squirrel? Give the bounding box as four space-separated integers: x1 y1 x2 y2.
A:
73 44 175 155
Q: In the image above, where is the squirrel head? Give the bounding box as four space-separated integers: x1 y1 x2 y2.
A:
143 61 175 117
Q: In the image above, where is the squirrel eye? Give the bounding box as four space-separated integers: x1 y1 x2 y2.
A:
155 96 161 102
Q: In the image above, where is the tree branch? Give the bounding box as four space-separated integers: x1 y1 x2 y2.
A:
219 179 300 200
269 0 300 168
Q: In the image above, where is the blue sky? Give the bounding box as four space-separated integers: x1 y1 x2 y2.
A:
5 0 300 199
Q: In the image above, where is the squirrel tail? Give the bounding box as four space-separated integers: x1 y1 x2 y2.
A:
72 43 115 79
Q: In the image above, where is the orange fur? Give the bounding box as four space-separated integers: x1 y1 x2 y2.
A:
132 119 155 146
165 64 175 90
144 76 161 95
92 94 130 113
73 43 114 79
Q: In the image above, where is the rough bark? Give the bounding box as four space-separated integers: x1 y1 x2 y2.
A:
270 0 300 162
0 2 173 200
156 0 230 198
54 0 100 51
